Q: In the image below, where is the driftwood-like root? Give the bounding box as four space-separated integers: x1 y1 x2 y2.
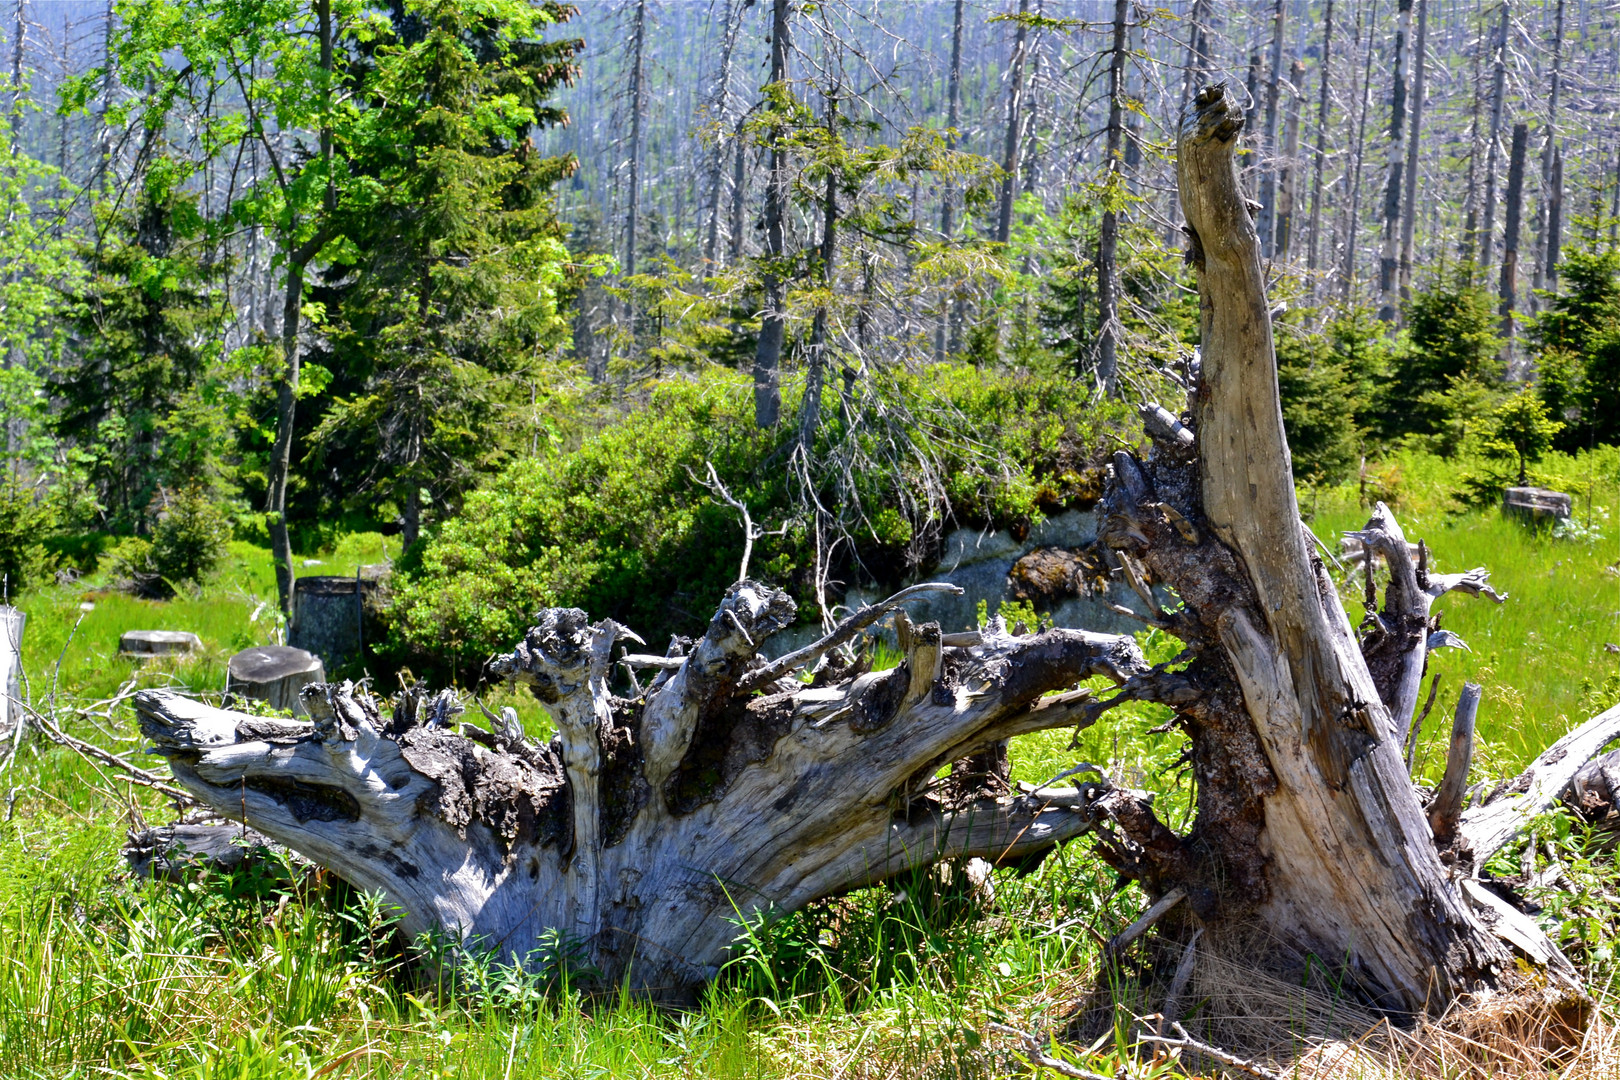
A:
137 582 1148 997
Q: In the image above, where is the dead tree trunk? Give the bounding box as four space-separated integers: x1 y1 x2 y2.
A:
1274 60 1304 262
0 606 21 739
623 0 648 280
1499 121 1528 362
1254 0 1286 258
1478 2 1510 272
995 0 1031 246
1094 0 1127 394
1377 0 1414 321
1397 0 1427 310
935 0 965 363
134 82 1614 1019
1305 0 1334 277
751 0 791 429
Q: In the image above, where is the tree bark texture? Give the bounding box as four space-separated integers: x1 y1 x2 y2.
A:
1254 0 1286 258
623 0 648 280
0 606 21 738
1274 60 1303 262
1478 2 1510 271
132 80 1615 1022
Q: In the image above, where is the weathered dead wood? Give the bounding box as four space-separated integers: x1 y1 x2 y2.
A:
0 606 21 738
136 581 1149 997
1458 702 1620 864
1428 682 1480 842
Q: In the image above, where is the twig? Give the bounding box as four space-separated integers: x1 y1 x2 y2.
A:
986 1023 1114 1080
1407 672 1442 773
737 581 963 694
1158 927 1203 1034
1135 1022 1286 1080
19 700 193 804
1104 887 1186 959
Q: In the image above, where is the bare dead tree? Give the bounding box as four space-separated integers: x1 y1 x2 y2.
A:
1529 0 1564 304
1477 1 1510 271
1377 0 1414 321
1305 0 1334 277
1396 0 1427 310
934 0 965 363
702 0 744 272
1499 120 1528 361
994 0 1031 246
1274 59 1303 262
752 0 792 429
1094 0 1128 395
623 0 648 280
1254 0 1286 257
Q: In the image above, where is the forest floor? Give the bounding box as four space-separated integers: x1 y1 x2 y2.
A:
3 450 1620 1079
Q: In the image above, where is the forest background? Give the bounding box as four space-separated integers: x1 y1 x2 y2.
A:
2 0 1620 1075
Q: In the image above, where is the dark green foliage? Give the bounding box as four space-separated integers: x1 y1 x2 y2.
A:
0 483 57 594
1273 304 1395 483
303 0 582 547
389 367 1131 679
1387 274 1505 452
1533 246 1620 450
52 163 229 533
105 486 232 598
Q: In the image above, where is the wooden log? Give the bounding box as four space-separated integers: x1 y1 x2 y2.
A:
119 630 202 657
0 606 22 737
226 646 326 716
1428 682 1480 842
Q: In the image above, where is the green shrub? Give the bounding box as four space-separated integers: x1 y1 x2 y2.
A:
103 486 232 598
0 482 57 595
389 366 1134 678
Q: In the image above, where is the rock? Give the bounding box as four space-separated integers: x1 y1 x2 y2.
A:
124 823 288 881
1503 486 1572 523
227 645 325 715
119 629 202 656
0 606 22 736
288 566 390 673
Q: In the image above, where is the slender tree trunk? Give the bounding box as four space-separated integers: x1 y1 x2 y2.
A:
728 120 747 264
1094 0 1127 394
994 0 1030 245
1306 0 1334 277
703 0 742 272
1377 0 1414 321
1530 0 1564 304
1460 17 1484 265
751 0 791 428
1544 143 1563 291
1341 0 1378 300
1255 0 1287 257
1397 0 1427 310
1478 2 1509 272
268 0 334 615
1169 0 1211 244
623 0 648 280
798 96 837 454
1274 59 1304 262
1498 121 1528 361
936 0 965 362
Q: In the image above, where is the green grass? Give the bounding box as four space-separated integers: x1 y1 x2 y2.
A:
3 448 1620 1078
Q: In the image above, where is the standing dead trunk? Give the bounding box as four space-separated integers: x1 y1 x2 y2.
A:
797 95 838 454
1544 144 1564 291
1377 0 1414 321
994 0 1031 246
1274 60 1304 263
1305 0 1334 277
1169 0 1211 246
727 119 748 265
702 0 742 272
751 0 791 429
1460 18 1484 264
623 0 648 280
1396 0 1427 310
1254 0 1286 258
1499 121 1528 360
1341 0 1378 300
1094 0 1128 394
1530 0 1564 304
1477 2 1509 271
935 0 965 363
0 606 21 740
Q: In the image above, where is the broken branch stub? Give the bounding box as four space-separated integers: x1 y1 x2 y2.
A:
137 578 1147 998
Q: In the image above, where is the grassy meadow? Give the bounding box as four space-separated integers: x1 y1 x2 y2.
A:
3 450 1620 1078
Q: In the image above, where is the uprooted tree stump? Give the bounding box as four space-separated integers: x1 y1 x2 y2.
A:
133 83 1620 1016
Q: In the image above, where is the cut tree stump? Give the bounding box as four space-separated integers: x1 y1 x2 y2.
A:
119 630 202 657
289 570 388 673
1503 486 1572 523
0 606 22 737
131 82 1611 1018
226 646 325 715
